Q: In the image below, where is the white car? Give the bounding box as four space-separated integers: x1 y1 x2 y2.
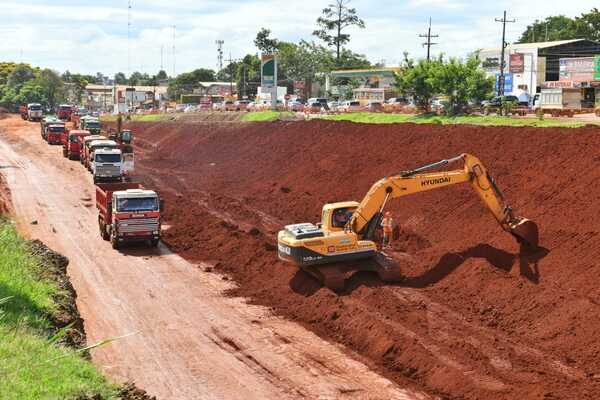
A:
338 100 362 112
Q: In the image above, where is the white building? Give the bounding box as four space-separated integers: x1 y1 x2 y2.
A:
478 39 600 101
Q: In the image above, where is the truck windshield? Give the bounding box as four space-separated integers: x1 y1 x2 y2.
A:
87 122 100 129
95 153 121 163
48 126 64 132
29 105 42 111
117 197 158 212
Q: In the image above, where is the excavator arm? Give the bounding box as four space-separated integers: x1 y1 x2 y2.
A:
349 154 539 247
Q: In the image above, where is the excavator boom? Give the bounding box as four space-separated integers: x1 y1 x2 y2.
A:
350 153 538 248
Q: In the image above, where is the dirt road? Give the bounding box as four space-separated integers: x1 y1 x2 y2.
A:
0 115 427 399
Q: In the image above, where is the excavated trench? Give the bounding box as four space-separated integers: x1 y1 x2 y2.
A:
126 119 600 399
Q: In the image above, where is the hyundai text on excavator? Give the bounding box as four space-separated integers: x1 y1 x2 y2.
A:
277 154 539 291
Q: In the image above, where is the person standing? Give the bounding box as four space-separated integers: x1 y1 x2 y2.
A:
381 211 394 249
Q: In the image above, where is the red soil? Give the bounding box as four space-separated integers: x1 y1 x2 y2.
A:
129 119 600 399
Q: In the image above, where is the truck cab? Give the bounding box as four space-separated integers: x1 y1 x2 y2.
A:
81 117 101 134
86 139 118 171
27 103 43 121
57 104 73 121
41 116 60 139
63 130 90 160
96 182 162 249
80 135 107 166
92 148 123 183
46 123 67 145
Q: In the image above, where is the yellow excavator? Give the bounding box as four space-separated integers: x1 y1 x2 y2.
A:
277 153 539 290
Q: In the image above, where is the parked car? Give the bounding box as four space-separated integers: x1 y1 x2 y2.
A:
305 101 323 113
338 100 362 113
307 97 329 111
327 101 339 112
288 101 305 112
482 95 520 114
384 97 408 112
365 101 384 112
234 100 251 111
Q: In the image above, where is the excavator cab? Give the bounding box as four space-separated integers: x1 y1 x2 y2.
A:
321 202 358 232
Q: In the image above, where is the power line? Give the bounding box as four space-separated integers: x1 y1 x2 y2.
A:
495 10 515 96
419 17 438 61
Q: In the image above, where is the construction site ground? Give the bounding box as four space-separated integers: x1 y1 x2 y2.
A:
2 114 600 399
0 115 422 400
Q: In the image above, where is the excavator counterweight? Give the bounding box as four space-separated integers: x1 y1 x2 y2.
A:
277 154 539 292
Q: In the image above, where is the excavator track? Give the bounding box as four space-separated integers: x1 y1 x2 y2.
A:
302 252 405 292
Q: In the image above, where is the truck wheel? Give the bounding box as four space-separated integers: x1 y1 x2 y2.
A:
150 239 159 248
111 232 120 250
99 218 110 241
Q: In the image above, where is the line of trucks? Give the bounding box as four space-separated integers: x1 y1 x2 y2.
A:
37 114 163 249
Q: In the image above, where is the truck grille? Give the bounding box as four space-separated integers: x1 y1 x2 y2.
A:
96 165 121 177
118 217 159 233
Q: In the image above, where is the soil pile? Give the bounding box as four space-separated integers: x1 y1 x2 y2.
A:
130 119 600 399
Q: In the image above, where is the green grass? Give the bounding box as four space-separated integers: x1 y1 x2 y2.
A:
240 110 295 122
100 113 171 122
0 222 118 400
317 112 596 128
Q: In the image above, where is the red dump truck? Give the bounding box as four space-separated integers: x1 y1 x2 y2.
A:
57 104 73 121
96 182 163 249
62 130 90 160
46 123 67 145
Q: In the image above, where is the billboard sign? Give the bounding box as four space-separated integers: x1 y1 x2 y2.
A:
495 73 513 95
261 54 276 88
559 57 594 82
509 53 524 74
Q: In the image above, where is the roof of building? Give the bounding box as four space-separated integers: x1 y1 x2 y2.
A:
197 81 232 87
330 67 400 78
480 38 598 53
85 84 168 94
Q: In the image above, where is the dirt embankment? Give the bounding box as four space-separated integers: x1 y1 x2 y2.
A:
129 119 600 399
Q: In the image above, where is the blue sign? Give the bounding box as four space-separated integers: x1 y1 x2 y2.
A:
495 73 513 95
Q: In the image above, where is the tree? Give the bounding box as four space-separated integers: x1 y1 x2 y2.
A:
518 8 600 43
254 28 280 54
518 15 578 43
394 57 442 112
313 0 365 64
167 68 216 100
432 55 494 115
114 72 127 85
156 70 168 80
37 69 65 110
279 41 334 98
7 64 36 90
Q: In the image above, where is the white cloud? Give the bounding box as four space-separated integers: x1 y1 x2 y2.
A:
0 0 595 75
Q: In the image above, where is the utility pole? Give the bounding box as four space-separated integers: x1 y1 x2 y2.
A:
419 17 438 61
215 40 224 70
224 53 239 99
127 0 132 79
160 45 164 71
495 10 515 96
172 25 176 77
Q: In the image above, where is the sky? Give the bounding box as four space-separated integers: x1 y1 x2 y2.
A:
0 0 595 77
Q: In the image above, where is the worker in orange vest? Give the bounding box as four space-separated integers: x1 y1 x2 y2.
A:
381 211 394 249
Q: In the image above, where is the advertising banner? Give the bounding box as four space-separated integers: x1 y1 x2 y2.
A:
559 57 594 82
509 53 524 74
495 73 513 95
261 54 276 88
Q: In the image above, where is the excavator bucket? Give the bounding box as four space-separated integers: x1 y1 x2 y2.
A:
510 218 539 248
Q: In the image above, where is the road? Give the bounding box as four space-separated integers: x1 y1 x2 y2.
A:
0 115 428 400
